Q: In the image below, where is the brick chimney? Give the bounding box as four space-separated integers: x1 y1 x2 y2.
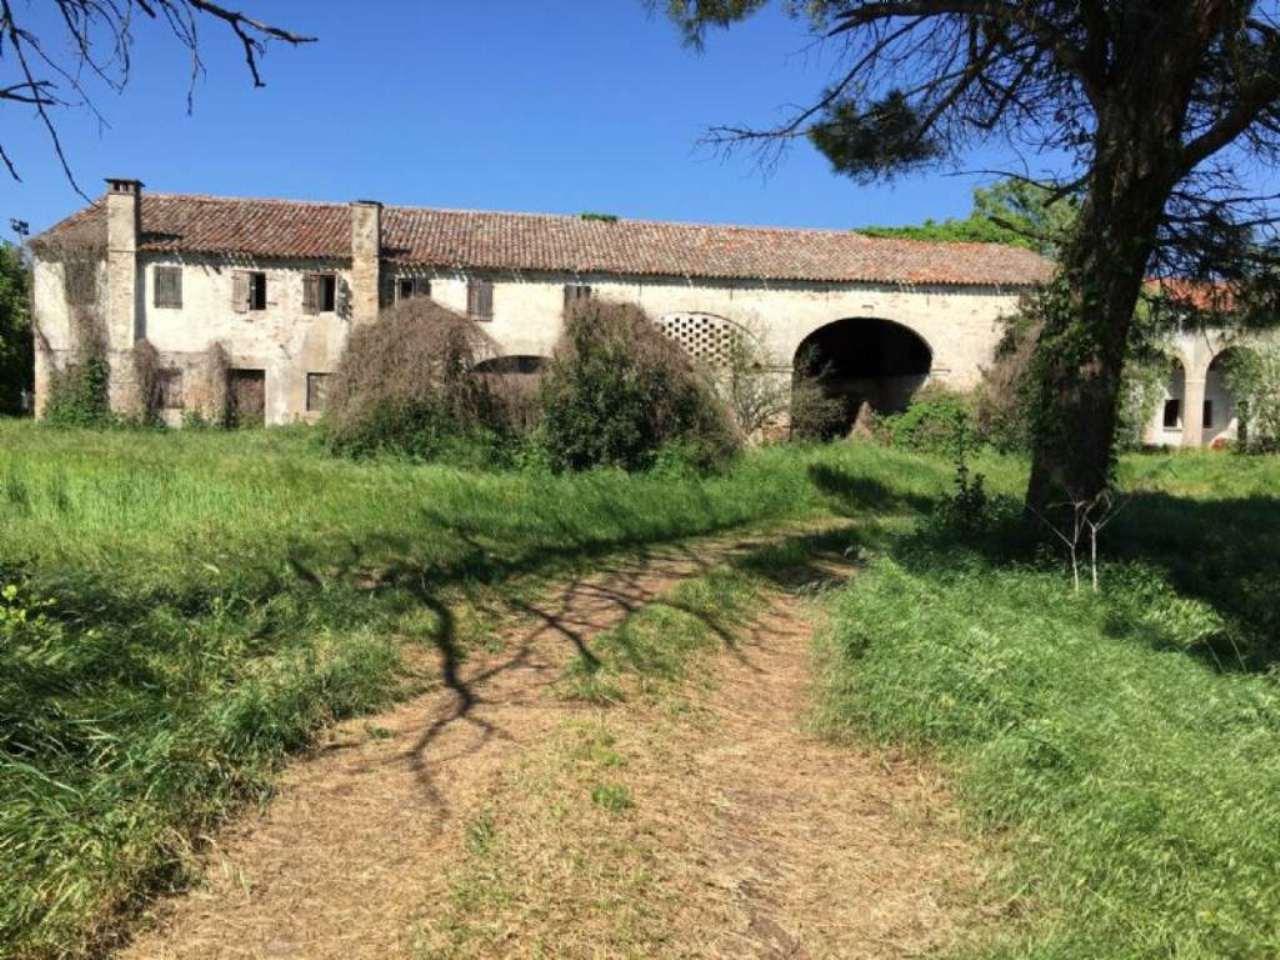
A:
350 200 382 325
104 178 142 350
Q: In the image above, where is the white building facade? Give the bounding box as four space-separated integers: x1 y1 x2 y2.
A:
36 178 1244 448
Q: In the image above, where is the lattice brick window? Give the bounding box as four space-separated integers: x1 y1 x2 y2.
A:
655 313 746 366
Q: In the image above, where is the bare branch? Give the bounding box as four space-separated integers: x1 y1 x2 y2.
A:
0 0 316 189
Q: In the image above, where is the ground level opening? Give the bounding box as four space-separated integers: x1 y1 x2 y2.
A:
794 318 932 436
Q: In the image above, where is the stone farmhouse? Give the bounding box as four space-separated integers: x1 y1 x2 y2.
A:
30 178 1243 447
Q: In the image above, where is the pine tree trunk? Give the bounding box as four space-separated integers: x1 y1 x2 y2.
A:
1024 139 1172 517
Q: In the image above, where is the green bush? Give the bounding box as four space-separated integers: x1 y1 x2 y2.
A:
1222 343 1280 453
538 299 740 471
323 299 518 465
43 354 113 428
881 385 973 454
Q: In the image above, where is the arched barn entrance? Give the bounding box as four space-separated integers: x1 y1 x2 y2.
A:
794 318 932 435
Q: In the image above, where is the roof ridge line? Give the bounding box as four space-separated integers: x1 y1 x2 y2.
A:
138 191 1032 252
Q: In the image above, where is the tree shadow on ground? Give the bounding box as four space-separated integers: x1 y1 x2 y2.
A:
808 462 939 517
807 459 1280 673
1105 490 1280 672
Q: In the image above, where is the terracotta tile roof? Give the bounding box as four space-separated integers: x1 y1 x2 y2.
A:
1147 278 1237 313
39 192 1054 287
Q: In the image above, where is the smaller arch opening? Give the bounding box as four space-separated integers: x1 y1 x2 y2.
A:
473 355 548 376
1206 348 1248 447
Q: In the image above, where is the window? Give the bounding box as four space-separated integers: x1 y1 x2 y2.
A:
303 273 337 314
467 279 494 321
1163 398 1181 429
233 271 268 313
397 277 431 301
63 258 98 305
154 266 183 309
157 368 184 410
1203 400 1214 429
306 373 331 413
563 283 592 314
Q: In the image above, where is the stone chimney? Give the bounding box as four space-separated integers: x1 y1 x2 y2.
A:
350 200 382 325
104 178 142 351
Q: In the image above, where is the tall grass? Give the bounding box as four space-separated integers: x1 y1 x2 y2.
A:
0 420 948 958
816 474 1280 958
5 417 1279 958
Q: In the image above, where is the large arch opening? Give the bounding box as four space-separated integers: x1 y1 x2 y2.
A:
794 318 932 436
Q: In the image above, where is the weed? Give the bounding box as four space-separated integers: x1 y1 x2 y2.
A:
590 783 634 813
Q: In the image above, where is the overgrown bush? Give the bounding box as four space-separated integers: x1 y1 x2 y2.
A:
880 384 973 454
973 301 1175 453
787 346 849 441
538 300 740 471
324 298 515 463
129 338 163 426
973 312 1041 452
42 307 114 428
0 241 32 415
1222 343 1280 452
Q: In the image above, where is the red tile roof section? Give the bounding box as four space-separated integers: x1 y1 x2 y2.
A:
40 192 1054 287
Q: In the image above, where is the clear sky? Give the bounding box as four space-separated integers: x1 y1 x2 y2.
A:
1 0 1041 237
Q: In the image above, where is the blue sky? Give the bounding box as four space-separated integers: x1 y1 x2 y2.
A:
1 1 1045 236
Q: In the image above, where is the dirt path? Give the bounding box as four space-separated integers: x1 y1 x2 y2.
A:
119 530 985 960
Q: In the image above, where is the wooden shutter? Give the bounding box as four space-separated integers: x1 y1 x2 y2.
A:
302 273 320 315
469 279 493 321
155 267 182 308
232 271 250 313
415 278 432 298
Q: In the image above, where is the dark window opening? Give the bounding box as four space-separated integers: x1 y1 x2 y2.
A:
249 272 267 311
234 271 268 313
467 279 494 321
154 266 183 309
306 372 331 413
303 273 337 314
1203 400 1214 429
1163 398 1181 429
563 283 592 314
157 368 184 409
398 277 431 301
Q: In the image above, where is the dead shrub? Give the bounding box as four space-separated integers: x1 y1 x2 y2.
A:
324 298 513 461
789 346 850 441
182 341 231 427
538 299 740 471
130 339 162 425
973 313 1043 453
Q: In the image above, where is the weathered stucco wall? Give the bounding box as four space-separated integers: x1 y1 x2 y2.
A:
426 269 1025 388
35 252 1029 426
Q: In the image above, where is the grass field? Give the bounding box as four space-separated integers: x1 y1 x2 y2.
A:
3 418 1279 958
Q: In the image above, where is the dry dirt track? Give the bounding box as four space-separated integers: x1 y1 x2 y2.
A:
117 529 986 960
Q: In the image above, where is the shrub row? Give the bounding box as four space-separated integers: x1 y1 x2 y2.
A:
323 298 742 472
